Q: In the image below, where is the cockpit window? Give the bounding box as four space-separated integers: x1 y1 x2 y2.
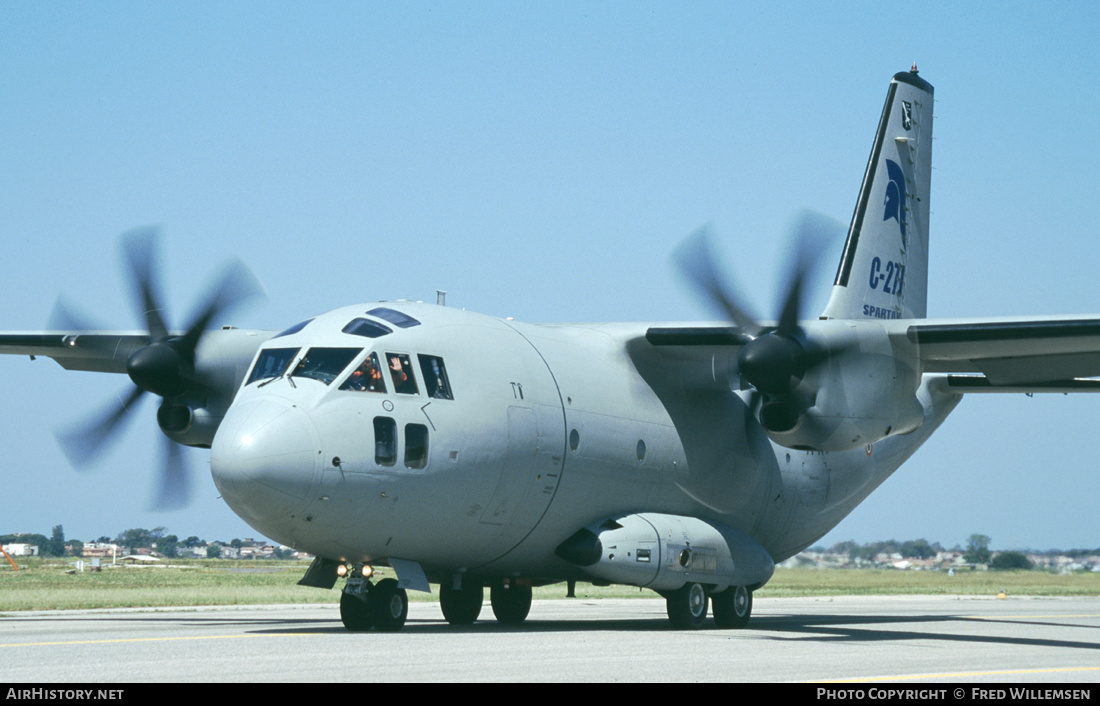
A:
342 318 392 339
418 354 453 399
339 352 387 393
272 319 313 339
368 307 420 329
385 353 419 394
247 347 299 385
290 347 361 385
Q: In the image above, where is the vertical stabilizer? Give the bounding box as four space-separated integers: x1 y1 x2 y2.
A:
821 68 934 321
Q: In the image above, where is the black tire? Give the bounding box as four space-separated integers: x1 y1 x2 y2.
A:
340 589 373 632
666 582 708 630
368 578 409 632
490 583 532 625
440 582 484 625
712 585 752 629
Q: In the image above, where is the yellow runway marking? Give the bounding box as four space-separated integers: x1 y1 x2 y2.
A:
1 633 310 648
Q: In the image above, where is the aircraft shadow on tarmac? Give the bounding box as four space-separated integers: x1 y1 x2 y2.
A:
17 605 1100 652
242 609 1100 652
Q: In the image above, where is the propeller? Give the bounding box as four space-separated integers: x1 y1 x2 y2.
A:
674 211 843 434
55 226 263 510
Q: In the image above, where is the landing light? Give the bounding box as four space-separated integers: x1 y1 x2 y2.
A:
336 564 348 578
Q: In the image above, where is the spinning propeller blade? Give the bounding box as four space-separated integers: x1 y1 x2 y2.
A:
54 227 261 509
675 212 844 433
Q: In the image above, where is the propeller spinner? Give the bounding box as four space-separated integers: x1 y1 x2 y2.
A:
55 227 262 510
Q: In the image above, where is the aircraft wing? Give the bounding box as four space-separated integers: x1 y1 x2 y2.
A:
0 331 151 373
904 316 1100 392
645 326 753 348
644 316 1100 393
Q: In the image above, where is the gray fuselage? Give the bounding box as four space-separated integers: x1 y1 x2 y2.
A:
210 301 958 586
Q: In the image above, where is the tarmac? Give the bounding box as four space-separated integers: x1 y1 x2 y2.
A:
3 595 1100 683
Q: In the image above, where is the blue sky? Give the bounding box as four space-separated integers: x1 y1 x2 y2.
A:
2 2 1099 551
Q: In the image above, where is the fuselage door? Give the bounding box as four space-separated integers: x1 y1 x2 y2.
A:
479 405 562 528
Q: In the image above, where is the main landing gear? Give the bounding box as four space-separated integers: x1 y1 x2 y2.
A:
489 582 532 625
439 581 484 625
663 583 753 630
439 579 532 626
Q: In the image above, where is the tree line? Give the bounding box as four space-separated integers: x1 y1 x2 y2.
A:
1 525 288 559
814 534 1100 570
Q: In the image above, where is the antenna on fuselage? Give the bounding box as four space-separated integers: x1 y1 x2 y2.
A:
436 290 446 306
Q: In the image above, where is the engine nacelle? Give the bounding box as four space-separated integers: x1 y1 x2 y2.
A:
158 328 274 449
555 513 774 592
756 323 926 452
158 402 223 448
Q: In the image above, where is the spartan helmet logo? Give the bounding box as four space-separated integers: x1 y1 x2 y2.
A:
901 101 912 130
883 159 908 246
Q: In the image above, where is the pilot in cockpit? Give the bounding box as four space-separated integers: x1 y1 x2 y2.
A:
341 352 386 392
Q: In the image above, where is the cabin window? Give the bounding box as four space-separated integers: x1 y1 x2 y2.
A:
374 417 396 466
386 353 419 394
405 423 429 469
339 352 387 393
343 318 392 338
291 347 362 385
368 307 420 329
417 354 453 400
246 347 299 385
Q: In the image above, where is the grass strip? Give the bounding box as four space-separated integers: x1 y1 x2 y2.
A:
2 560 1097 612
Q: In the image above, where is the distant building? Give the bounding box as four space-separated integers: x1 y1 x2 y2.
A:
80 543 121 559
2 543 38 557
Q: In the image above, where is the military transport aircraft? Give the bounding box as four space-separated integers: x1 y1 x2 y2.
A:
4 67 1100 632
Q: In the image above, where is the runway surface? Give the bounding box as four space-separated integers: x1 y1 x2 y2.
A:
3 595 1100 682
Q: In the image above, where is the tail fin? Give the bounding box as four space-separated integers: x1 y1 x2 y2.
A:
821 67 934 321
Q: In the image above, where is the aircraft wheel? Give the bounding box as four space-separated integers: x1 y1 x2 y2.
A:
368 578 408 632
711 585 753 629
340 590 373 632
440 582 484 625
666 582 708 630
490 583 532 625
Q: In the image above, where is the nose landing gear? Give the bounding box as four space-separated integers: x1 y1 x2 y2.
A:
340 569 408 632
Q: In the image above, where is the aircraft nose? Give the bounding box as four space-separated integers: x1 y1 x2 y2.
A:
211 398 323 530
